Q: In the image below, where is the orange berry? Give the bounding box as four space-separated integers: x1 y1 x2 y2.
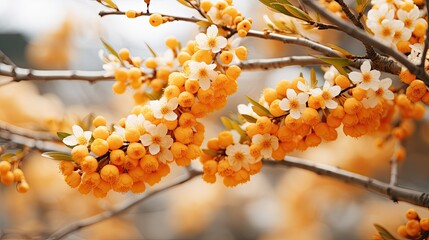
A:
174 127 194 144
344 97 363 114
406 219 421 237
406 80 427 101
352 87 366 101
114 68 128 82
406 209 419 220
16 181 29 193
269 99 286 117
226 65 241 80
110 149 126 165
71 145 89 163
93 116 106 127
237 20 251 32
100 164 119 184
218 131 233 148
127 142 146 159
420 218 429 231
301 108 320 126
165 36 179 49
1 171 14 185
131 181 146 193
125 127 140 143
126 10 137 18
65 171 81 188
140 155 159 173
305 133 322 147
203 173 216 183
334 75 351 88
220 51 233 64
263 88 278 104
107 134 124 150
200 0 213 12
235 46 248 60
93 126 110 140
112 81 127 94
91 139 109 156
0 161 12 175
178 91 195 108
397 225 408 238
60 161 75 176
81 156 98 173
149 13 163 27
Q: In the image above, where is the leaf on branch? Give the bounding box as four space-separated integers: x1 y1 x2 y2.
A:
41 152 73 161
57 132 71 141
102 0 118 10
77 113 95 131
373 224 399 240
310 68 318 88
259 0 290 14
1 153 15 162
240 114 257 123
101 38 124 66
274 3 313 22
177 0 193 8
144 42 158 57
246 96 273 117
221 116 233 130
196 20 212 29
325 43 353 57
312 55 352 67
202 149 222 156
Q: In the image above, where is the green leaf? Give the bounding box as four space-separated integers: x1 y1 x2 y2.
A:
177 0 193 8
1 153 15 162
278 3 313 21
325 43 353 57
57 132 71 141
310 68 318 88
333 65 350 76
101 38 124 66
202 149 222 156
246 96 273 117
259 0 290 14
373 224 399 240
313 55 352 67
41 152 73 161
102 0 118 10
240 114 257 123
145 42 158 57
221 117 233 130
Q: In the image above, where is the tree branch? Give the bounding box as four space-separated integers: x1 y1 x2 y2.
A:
46 170 202 240
0 63 113 82
302 0 429 85
238 56 324 70
0 120 67 152
265 156 429 208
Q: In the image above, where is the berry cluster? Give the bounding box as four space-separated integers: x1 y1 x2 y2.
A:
58 12 249 196
0 154 29 193
396 209 429 239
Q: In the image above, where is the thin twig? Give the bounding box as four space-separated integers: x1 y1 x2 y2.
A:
238 56 324 70
0 63 113 82
0 121 66 152
390 142 400 186
265 156 429 207
47 170 202 240
334 0 377 58
419 0 429 69
0 50 16 67
302 0 429 85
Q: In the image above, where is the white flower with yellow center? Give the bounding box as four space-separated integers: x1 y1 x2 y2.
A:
151 97 178 121
348 60 381 91
125 114 147 134
310 81 341 109
367 3 394 30
397 6 420 30
226 143 257 171
251 133 279 159
362 78 394 108
372 19 404 45
158 143 174 164
63 125 92 146
196 25 227 53
99 50 121 77
392 25 412 44
140 123 171 155
156 49 178 72
279 89 309 119
207 8 233 26
188 61 218 90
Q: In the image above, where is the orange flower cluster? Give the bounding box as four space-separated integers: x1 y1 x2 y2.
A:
396 209 429 239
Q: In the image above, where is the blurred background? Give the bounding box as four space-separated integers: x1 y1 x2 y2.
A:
1 0 429 239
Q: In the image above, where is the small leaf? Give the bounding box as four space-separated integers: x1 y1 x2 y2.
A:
325 43 353 57
221 117 233 130
313 55 352 67
246 96 273 117
101 38 124 66
1 153 15 162
333 65 350 76
57 132 71 141
259 0 290 14
356 0 370 13
202 149 222 156
102 0 118 10
145 90 163 100
177 0 193 8
373 224 399 240
240 114 257 123
279 3 313 21
310 68 318 88
196 20 212 29
41 152 73 161
145 42 158 57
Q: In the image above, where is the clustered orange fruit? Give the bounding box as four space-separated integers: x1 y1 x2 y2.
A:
396 209 429 239
59 15 250 195
0 157 29 193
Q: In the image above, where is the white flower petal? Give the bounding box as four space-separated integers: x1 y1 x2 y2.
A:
325 100 338 109
361 60 371 72
207 25 218 37
164 112 178 121
279 98 290 111
149 144 160 155
72 125 84 137
199 78 211 90
289 109 301 119
286 89 297 99
63 136 78 146
348 72 362 84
